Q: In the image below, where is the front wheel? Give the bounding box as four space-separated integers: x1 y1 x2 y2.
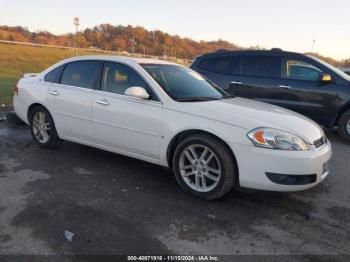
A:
338 109 350 141
172 134 237 200
29 106 61 148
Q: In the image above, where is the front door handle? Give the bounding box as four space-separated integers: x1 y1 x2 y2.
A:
230 81 243 85
48 90 60 96
278 85 292 89
96 99 110 106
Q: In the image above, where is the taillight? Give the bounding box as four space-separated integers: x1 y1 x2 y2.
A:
15 82 19 95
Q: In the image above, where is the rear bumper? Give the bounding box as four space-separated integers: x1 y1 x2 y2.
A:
233 141 332 192
13 95 29 124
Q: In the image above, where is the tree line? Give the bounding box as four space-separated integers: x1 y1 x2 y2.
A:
0 24 241 59
0 24 349 66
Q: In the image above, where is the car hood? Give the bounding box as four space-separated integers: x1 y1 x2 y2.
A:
170 97 324 143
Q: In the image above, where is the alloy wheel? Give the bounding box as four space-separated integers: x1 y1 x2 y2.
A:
32 111 51 143
179 144 221 193
347 119 350 135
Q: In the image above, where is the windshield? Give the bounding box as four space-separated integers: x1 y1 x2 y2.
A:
308 55 350 81
141 64 227 101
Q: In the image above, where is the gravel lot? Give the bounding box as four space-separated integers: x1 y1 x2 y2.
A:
0 120 349 260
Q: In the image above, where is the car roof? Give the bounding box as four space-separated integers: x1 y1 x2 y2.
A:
196 49 305 59
59 55 178 65
40 55 181 78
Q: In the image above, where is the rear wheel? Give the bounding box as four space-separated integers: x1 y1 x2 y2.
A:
172 134 236 200
338 109 350 141
29 106 61 148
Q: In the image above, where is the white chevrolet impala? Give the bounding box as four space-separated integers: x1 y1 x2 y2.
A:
14 56 332 200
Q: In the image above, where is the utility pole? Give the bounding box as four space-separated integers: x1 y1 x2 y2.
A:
311 39 316 53
74 17 80 56
130 37 137 53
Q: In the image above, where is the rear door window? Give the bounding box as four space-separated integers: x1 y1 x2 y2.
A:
60 61 99 89
199 56 239 75
236 55 279 78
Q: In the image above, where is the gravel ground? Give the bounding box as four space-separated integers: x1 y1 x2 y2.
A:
0 121 349 261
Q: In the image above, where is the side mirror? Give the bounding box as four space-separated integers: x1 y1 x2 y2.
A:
124 86 150 99
321 74 332 82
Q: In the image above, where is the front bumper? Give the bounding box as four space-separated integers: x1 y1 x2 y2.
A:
233 141 332 192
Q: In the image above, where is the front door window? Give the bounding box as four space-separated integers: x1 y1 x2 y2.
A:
282 60 323 81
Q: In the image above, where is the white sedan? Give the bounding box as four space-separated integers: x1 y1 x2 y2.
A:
13 56 332 200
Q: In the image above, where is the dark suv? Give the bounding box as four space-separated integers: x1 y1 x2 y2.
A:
190 49 350 140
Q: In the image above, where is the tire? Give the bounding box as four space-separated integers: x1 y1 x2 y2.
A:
338 109 350 141
172 134 236 200
28 106 61 148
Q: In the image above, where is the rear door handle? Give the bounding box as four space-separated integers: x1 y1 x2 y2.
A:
278 85 292 89
96 99 110 106
230 81 243 85
48 90 60 96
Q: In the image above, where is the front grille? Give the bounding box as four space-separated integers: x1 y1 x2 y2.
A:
314 136 327 148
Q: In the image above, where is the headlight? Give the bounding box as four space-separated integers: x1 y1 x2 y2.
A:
247 128 310 151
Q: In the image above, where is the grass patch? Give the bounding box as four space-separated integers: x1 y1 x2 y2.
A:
0 43 188 108
0 43 111 107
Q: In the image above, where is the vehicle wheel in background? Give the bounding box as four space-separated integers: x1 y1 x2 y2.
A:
172 134 236 200
338 109 350 141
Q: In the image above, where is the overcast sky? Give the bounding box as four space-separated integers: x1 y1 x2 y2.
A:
1 0 349 59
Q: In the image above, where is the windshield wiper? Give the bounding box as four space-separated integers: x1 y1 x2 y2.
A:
176 97 220 102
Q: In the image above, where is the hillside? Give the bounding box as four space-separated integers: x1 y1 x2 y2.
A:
1 24 350 108
1 24 349 66
0 24 242 59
